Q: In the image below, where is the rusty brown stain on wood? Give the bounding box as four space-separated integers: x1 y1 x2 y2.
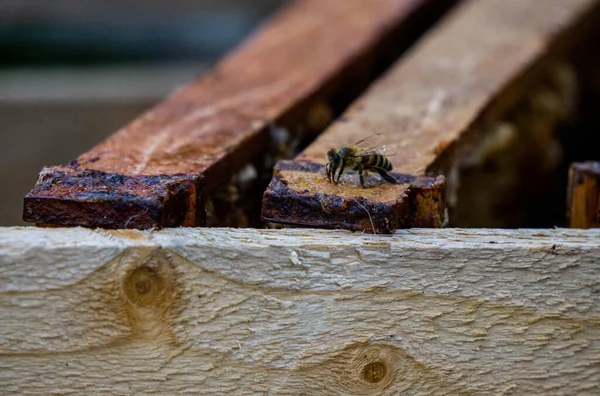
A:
23 0 455 229
262 0 599 232
24 167 204 229
567 161 600 228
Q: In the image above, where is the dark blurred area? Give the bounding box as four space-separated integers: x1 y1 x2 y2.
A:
0 0 286 66
0 0 287 226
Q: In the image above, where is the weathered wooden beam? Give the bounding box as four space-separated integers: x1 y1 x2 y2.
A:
262 0 600 232
264 160 446 233
22 0 458 229
1 227 599 394
567 161 600 228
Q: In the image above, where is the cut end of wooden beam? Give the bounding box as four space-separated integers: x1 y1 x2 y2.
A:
23 166 205 229
261 160 446 233
567 161 600 229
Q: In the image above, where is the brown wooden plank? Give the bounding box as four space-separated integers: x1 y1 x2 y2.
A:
567 162 600 228
22 0 458 229
262 0 600 233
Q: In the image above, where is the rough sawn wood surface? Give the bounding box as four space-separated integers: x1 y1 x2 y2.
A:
1 227 599 395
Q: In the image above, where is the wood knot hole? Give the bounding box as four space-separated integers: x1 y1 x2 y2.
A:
361 361 387 383
135 277 152 294
123 266 167 307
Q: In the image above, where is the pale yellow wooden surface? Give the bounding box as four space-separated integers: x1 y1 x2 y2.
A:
1 227 599 395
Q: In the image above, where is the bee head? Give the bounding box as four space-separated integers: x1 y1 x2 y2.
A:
327 149 341 165
326 149 338 182
327 148 335 161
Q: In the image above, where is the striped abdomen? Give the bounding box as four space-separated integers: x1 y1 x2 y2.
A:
361 154 392 171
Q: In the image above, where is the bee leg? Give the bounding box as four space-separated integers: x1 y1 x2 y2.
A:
325 163 331 183
336 162 345 185
374 168 398 184
357 165 366 188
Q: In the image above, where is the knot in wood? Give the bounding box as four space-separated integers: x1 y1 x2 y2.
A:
123 266 165 307
347 343 399 391
121 250 177 309
361 360 387 383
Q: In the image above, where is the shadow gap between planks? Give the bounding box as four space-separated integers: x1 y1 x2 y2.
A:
22 0 459 230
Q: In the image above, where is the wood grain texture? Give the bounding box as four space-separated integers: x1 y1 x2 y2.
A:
568 162 600 228
262 0 600 232
23 0 456 229
1 227 600 394
298 0 598 173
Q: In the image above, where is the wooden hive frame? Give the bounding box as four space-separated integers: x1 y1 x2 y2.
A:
3 0 600 394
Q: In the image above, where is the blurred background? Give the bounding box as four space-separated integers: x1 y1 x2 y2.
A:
0 0 287 226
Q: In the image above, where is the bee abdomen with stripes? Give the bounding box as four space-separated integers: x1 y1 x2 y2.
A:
326 144 397 188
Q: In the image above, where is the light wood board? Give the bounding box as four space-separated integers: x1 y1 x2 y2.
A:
1 227 599 394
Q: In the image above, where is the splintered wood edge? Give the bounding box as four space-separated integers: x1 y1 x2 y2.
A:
23 0 458 229
263 0 600 232
1 227 600 394
567 161 600 228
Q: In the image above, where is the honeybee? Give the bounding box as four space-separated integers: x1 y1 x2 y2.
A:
326 134 397 187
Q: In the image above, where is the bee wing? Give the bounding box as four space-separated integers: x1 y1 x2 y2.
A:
352 133 385 148
352 144 397 158
351 133 397 156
